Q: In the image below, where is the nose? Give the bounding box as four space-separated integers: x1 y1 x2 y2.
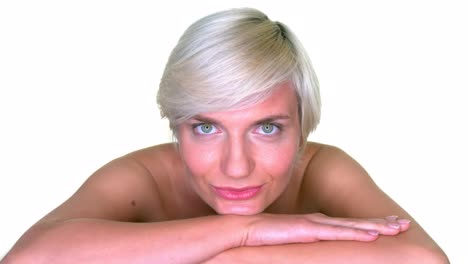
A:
220 135 255 178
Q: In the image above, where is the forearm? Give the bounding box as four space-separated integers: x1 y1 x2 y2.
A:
205 233 449 264
3 215 247 264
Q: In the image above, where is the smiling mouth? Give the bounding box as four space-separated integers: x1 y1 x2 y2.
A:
212 185 263 200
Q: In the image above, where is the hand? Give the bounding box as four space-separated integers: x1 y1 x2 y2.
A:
242 213 411 246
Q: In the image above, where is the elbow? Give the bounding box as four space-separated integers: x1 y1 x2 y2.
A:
405 244 449 264
1 250 41 264
1 242 51 264
421 248 449 264
2 244 51 264
2 224 57 264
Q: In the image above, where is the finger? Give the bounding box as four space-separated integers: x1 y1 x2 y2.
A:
397 218 412 232
307 214 389 232
308 214 410 236
382 215 412 234
309 223 380 242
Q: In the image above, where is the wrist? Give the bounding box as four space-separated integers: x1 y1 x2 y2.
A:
216 214 257 249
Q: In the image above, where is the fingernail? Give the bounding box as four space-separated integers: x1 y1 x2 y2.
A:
368 230 379 236
385 215 398 220
388 223 400 229
397 219 411 224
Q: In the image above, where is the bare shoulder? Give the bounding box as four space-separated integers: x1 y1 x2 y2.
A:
303 142 367 178
300 142 362 181
127 143 182 181
300 142 448 259
38 143 181 225
300 142 393 217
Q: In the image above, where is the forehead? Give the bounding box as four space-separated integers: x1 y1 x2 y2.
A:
195 82 298 121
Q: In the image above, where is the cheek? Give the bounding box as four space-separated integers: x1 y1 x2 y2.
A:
257 141 298 178
179 137 220 177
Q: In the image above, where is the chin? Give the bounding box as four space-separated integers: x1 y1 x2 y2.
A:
213 201 267 215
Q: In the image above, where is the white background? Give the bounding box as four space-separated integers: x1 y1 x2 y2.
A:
1 0 466 262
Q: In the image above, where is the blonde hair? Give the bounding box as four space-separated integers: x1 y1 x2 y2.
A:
157 8 321 144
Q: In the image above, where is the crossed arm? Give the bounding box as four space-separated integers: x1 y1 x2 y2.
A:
205 146 448 263
1 146 448 263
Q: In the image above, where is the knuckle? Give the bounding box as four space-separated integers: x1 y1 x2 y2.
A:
310 212 326 220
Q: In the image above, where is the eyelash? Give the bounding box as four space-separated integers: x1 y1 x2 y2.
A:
192 123 220 135
191 123 282 136
255 123 282 135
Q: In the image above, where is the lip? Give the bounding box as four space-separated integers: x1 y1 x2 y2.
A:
212 185 263 200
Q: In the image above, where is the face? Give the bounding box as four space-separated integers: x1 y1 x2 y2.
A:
177 83 301 215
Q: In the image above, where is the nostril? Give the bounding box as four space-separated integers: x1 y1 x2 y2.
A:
221 138 255 178
223 159 252 178
222 153 254 178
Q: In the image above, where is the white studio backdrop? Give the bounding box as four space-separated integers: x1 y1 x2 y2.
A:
0 0 466 262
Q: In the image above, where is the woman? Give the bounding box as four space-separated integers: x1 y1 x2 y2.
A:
2 7 447 263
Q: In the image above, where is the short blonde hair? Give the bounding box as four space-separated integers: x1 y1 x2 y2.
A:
157 8 321 144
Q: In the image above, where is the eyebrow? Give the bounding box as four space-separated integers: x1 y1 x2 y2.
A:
254 115 291 124
191 114 291 125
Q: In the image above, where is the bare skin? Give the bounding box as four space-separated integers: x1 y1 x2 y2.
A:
1 85 448 263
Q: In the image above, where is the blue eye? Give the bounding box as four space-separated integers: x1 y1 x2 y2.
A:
194 123 219 135
257 123 279 135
